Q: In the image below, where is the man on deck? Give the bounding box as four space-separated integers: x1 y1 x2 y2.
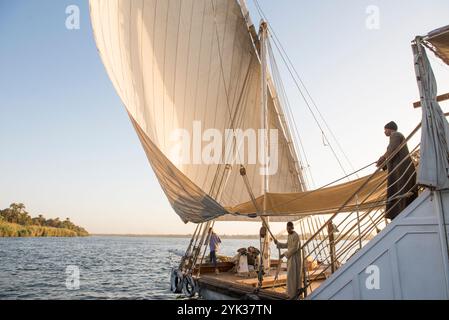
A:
376 121 418 220
275 221 302 299
209 228 221 275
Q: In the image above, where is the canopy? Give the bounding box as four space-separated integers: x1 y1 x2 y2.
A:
224 171 387 219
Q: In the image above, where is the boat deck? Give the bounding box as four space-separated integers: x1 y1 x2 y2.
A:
196 268 328 300
197 270 289 300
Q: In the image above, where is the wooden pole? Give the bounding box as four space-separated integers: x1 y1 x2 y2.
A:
327 221 337 273
413 93 449 108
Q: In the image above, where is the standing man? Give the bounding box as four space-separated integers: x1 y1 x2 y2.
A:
275 222 302 299
377 121 418 220
209 228 221 275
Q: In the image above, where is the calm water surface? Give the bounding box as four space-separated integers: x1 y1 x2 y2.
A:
0 236 262 300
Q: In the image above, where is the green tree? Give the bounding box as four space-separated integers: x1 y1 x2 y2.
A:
45 218 54 227
36 214 46 226
18 211 32 226
4 203 26 223
31 217 41 226
53 218 61 228
62 218 73 230
10 203 25 213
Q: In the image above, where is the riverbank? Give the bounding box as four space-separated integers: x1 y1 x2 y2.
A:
0 221 89 237
91 234 282 239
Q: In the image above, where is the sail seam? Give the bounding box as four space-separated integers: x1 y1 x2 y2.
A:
170 1 183 147
161 0 170 149
181 0 198 137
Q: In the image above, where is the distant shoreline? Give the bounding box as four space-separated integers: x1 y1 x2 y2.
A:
89 234 372 241
90 234 289 240
90 234 267 239
0 221 89 237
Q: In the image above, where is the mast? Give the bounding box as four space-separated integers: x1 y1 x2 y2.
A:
239 0 306 193
260 20 271 273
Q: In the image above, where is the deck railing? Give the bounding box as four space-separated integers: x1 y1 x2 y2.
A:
299 122 424 297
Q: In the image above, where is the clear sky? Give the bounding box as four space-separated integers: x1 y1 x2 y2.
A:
1 0 448 235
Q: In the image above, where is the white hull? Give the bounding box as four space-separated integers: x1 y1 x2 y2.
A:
309 189 449 300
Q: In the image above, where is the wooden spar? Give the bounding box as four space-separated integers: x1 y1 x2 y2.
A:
413 93 449 108
238 0 260 52
327 222 337 274
260 20 271 273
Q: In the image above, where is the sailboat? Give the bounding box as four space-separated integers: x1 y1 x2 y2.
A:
89 0 449 300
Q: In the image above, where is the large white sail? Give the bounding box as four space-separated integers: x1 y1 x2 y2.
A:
89 0 304 223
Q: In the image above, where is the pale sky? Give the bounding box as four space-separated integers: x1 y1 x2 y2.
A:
1 0 448 235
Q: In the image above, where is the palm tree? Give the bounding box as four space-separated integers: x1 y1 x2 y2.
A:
37 214 46 226
9 203 31 225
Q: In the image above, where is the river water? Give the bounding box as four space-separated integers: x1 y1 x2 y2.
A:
0 236 263 300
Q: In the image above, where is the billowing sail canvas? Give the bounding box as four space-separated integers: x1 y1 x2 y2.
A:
426 25 449 66
413 38 449 189
227 171 387 217
89 0 304 223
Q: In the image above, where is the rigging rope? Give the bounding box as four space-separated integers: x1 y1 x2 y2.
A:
239 166 281 290
267 38 314 189
252 0 357 179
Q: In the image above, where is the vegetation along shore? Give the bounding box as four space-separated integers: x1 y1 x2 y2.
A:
0 203 88 237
